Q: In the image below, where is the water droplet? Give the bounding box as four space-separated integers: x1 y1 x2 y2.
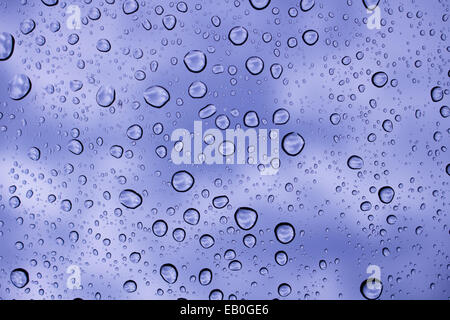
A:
20 19 36 35
123 280 137 293
67 139 84 155
184 50 207 73
171 170 195 192
110 145 124 158
302 29 319 45
347 155 364 170
430 86 443 102
41 0 58 6
378 186 395 204
96 39 111 52
360 279 383 300
183 208 200 225
152 220 168 237
282 132 305 156
188 81 208 98
200 234 215 248
275 223 295 244
10 268 29 288
162 15 177 30
9 196 21 209
173 228 186 242
0 32 14 60
270 63 283 79
212 196 229 209
8 74 31 100
129 252 141 263
199 268 212 286
144 85 170 108
123 0 139 14
126 124 143 140
249 0 271 10
96 86 116 107
119 189 143 209
246 56 264 75
27 147 41 161
360 201 372 211
199 104 217 119
382 119 393 132
244 111 260 127
275 251 288 266
160 264 178 284
278 283 292 297
372 71 388 88
234 207 258 230
228 26 248 45
209 289 224 300
300 0 315 11
273 108 290 125
386 215 397 225
362 0 380 10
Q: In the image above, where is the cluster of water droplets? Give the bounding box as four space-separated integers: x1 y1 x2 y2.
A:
0 0 448 301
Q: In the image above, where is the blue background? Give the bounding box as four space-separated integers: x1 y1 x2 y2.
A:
0 0 448 299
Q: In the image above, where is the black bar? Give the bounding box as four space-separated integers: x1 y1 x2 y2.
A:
0 299 445 319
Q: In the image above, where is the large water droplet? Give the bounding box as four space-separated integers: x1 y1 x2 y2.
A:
188 81 207 98
347 155 364 170
249 0 271 10
144 85 170 108
160 264 178 284
28 147 41 161
199 104 217 119
67 139 84 155
228 26 248 45
162 15 177 30
20 19 36 35
275 223 295 244
41 0 58 5
234 207 258 230
282 132 305 156
184 50 207 73
152 220 168 237
10 268 29 288
96 39 111 52
273 108 290 125
360 279 383 300
123 280 137 293
430 86 443 102
119 189 143 209
183 208 200 225
96 86 115 107
378 186 395 204
199 268 212 286
8 74 31 100
212 195 229 209
0 32 14 60
275 251 288 266
278 283 292 297
300 0 315 11
270 63 283 79
171 170 195 192
200 234 215 248
126 124 143 140
243 111 260 128
302 29 319 45
123 0 139 14
372 71 388 88
246 56 264 75
362 0 380 10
